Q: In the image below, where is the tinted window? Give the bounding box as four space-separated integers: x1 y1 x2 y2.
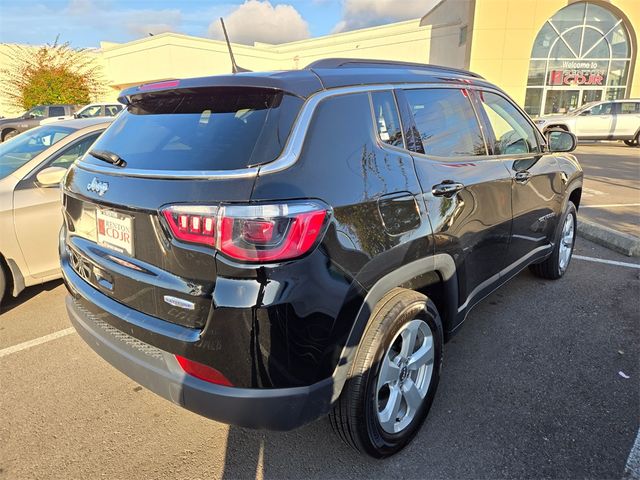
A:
371 91 403 148
49 106 65 117
50 132 102 169
620 102 640 114
84 88 302 171
0 125 74 179
478 91 539 155
404 88 486 157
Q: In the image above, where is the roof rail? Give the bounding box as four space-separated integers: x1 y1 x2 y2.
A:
306 58 484 79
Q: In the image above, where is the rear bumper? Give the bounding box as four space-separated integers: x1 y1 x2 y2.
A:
65 293 334 431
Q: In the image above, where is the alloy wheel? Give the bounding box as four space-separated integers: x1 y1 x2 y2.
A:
376 319 434 434
559 212 575 272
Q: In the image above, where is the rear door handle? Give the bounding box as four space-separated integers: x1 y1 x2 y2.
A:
515 171 532 183
432 181 464 197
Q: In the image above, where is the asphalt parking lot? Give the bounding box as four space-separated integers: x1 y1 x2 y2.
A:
575 142 640 238
1 237 638 480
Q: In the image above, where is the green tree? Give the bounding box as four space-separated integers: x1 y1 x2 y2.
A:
0 38 104 110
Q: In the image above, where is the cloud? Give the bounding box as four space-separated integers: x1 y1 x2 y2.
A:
333 0 439 33
208 0 310 45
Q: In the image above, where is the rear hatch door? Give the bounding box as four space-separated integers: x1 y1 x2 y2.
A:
63 86 303 329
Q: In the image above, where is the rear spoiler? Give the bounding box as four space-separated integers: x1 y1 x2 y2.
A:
118 72 324 105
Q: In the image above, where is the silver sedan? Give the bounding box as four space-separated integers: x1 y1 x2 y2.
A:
0 117 113 306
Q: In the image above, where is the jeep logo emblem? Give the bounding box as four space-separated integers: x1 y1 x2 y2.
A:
87 178 109 196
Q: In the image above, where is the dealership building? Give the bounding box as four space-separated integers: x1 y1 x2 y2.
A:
0 0 638 118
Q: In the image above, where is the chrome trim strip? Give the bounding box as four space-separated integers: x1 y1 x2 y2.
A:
75 82 498 180
75 162 261 180
258 84 399 176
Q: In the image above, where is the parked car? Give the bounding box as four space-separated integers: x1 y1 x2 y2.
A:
0 104 80 142
40 102 125 125
0 117 113 306
60 59 582 458
534 99 640 146
75 102 123 118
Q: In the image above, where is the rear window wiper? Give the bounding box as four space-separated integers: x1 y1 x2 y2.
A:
89 149 127 168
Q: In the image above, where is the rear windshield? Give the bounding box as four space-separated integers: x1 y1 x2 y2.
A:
82 87 302 171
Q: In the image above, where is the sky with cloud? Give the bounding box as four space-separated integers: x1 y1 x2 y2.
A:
0 0 437 48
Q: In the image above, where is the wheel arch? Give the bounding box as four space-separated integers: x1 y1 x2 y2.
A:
1 126 17 140
568 186 582 210
0 251 26 297
329 253 457 402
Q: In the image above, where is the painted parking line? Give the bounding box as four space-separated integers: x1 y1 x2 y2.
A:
582 187 606 197
0 328 75 359
581 203 640 209
624 429 640 480
574 255 640 269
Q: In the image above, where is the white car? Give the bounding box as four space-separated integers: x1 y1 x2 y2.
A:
39 102 123 125
0 117 113 306
534 99 640 146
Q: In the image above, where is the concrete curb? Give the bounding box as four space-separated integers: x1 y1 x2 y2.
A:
577 218 640 257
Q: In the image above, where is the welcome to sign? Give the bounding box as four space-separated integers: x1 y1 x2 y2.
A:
547 60 607 86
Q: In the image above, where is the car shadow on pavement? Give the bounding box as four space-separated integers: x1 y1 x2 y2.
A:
0 279 63 315
219 413 375 479
214 262 640 480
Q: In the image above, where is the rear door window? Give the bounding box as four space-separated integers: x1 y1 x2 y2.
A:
83 88 303 172
403 88 486 157
620 102 640 114
48 106 66 117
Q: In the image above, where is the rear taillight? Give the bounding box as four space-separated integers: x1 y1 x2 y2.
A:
162 205 218 247
161 201 328 262
175 355 233 386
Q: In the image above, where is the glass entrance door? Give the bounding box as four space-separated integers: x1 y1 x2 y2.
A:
544 90 579 114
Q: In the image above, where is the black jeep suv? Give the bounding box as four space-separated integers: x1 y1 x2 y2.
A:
61 59 583 458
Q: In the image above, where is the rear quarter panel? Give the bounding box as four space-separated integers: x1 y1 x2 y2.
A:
249 91 432 384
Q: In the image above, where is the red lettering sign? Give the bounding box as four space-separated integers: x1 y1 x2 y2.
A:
548 70 605 86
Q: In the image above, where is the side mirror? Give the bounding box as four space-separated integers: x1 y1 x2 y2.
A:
36 166 67 187
580 110 591 116
546 129 577 153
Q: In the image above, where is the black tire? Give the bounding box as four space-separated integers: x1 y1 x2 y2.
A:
329 288 443 458
2 129 18 142
623 133 639 147
530 201 577 280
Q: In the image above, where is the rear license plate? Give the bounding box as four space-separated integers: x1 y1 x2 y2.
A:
96 208 134 256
